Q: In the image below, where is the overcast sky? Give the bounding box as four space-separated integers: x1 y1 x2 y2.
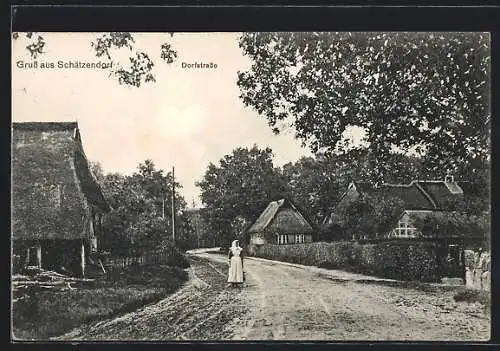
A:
12 32 320 206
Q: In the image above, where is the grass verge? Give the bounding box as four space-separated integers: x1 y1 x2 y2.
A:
12 264 188 340
453 288 491 307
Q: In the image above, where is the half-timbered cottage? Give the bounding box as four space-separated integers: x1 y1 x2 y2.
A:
247 199 314 249
11 122 109 277
386 209 488 245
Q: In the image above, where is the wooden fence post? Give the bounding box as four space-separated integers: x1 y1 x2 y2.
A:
25 247 30 266
36 244 42 268
81 243 86 278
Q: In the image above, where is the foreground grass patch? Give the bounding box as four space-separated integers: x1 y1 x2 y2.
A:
12 264 188 340
453 288 491 307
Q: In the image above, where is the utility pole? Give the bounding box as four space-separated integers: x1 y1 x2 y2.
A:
192 197 200 248
171 166 176 243
162 197 165 219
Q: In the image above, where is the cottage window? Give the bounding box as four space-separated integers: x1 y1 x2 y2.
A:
447 245 460 263
277 234 288 244
295 234 305 243
54 184 64 207
392 221 417 238
90 237 98 253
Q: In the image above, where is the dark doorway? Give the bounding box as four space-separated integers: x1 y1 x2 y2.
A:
27 247 38 266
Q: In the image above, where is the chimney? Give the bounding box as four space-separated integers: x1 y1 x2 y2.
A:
444 172 463 194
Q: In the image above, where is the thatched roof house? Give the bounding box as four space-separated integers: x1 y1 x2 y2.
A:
323 177 470 227
322 181 434 226
247 198 314 246
12 121 109 275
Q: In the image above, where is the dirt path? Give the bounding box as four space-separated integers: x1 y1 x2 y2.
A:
54 257 247 341
199 253 490 341
55 253 490 341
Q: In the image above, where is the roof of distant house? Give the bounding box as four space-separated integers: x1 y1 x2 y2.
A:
323 176 482 228
351 181 374 193
353 182 436 210
247 198 314 234
411 180 465 209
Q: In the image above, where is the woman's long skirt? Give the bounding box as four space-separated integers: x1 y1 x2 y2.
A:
228 256 244 283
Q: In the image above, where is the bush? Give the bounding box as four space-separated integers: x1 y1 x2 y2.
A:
318 223 349 242
149 244 190 269
361 241 442 282
454 288 490 307
254 241 454 282
165 247 190 269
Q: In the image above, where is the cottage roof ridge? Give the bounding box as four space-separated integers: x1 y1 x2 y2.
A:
72 130 110 212
381 182 414 187
403 209 456 214
261 198 287 230
12 121 78 131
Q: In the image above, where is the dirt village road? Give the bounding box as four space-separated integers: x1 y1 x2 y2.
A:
56 252 490 341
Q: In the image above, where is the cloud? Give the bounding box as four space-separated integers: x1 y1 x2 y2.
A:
157 105 207 138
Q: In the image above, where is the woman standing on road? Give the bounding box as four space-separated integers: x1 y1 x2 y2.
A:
228 240 244 288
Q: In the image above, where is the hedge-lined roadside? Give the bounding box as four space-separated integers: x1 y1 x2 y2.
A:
251 241 463 283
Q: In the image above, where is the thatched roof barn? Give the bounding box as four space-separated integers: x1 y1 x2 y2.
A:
12 122 109 275
247 198 314 246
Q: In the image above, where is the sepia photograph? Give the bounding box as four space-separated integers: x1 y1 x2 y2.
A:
11 31 491 341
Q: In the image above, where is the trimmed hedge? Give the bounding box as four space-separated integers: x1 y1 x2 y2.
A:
251 241 462 283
